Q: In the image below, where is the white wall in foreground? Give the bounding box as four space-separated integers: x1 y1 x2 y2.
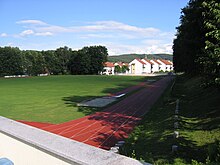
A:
0 132 71 165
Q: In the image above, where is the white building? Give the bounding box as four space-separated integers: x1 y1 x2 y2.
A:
102 62 115 75
150 59 161 73
141 59 153 73
129 59 146 74
157 59 173 72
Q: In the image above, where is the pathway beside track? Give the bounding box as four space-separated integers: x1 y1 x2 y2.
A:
19 76 173 150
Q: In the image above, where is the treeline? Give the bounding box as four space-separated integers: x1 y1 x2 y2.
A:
0 45 108 76
173 0 220 87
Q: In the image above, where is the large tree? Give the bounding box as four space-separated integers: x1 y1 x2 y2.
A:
200 0 220 85
0 47 23 76
173 0 220 86
69 45 108 75
22 50 46 75
86 46 108 74
69 49 91 75
42 50 61 75
54 46 72 74
173 0 205 74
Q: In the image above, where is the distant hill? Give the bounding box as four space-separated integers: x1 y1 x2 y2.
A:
108 54 173 63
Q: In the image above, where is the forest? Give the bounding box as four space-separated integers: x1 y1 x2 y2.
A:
0 45 108 76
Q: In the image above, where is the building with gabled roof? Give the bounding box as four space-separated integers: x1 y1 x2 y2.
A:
102 62 115 75
141 59 153 73
157 59 173 72
129 58 146 75
150 59 161 73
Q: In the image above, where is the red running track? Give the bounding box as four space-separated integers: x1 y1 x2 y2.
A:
19 76 173 150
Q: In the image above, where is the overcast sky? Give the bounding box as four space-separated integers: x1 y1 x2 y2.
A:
0 0 189 55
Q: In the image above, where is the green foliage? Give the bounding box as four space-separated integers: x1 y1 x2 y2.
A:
22 50 46 75
0 47 23 76
173 0 220 87
42 50 61 75
114 65 122 73
86 45 108 74
121 65 129 73
207 140 220 163
54 46 72 74
68 45 108 75
0 45 108 76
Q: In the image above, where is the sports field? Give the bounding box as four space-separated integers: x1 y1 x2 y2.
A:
0 75 154 123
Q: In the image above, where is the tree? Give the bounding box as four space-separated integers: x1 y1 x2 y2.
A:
69 50 91 75
114 65 121 74
173 0 220 87
42 50 61 75
0 47 23 76
69 45 108 75
54 46 71 74
200 0 220 86
88 46 108 74
22 50 46 75
121 65 129 73
173 0 206 74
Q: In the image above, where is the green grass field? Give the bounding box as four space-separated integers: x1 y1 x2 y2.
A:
120 74 220 164
0 75 153 124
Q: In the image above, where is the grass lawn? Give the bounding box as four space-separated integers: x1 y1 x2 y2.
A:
120 74 220 164
0 75 156 124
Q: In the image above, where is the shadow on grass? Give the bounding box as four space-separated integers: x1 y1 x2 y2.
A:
62 95 101 116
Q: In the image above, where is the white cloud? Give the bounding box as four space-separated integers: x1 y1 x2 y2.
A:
141 39 162 45
16 20 47 25
85 42 173 55
16 19 161 37
35 32 53 36
14 19 175 54
0 33 7 37
20 29 34 36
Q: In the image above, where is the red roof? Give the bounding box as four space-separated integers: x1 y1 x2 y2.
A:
151 59 161 65
142 59 154 65
136 58 146 65
158 59 173 65
104 62 115 67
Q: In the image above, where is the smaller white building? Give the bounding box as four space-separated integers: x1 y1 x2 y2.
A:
102 62 115 75
141 59 153 73
129 59 146 75
150 59 161 73
157 59 173 72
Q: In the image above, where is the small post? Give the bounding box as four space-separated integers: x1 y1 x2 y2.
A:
175 109 179 114
174 122 179 129
174 115 178 120
172 145 178 153
173 131 179 138
109 146 119 153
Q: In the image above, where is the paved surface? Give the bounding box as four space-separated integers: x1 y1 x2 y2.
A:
19 76 173 150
